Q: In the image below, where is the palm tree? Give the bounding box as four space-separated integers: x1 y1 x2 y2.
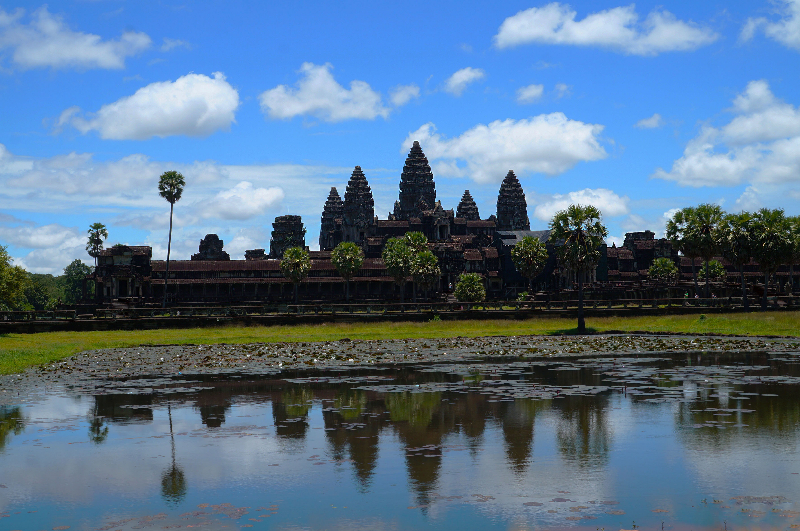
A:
382 237 413 304
788 216 800 294
331 242 364 301
688 203 724 299
511 235 548 292
547 204 607 334
716 212 755 311
86 222 108 267
158 171 185 308
751 208 793 310
280 247 311 304
666 206 701 291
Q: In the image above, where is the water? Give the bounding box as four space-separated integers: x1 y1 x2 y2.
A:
2 352 800 530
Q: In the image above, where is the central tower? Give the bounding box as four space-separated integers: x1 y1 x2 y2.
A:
393 140 436 221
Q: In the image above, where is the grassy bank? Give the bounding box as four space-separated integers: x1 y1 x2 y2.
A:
1 311 798 375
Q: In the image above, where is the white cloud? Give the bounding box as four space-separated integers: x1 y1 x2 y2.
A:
389 84 420 107
516 84 544 104
736 186 763 211
259 62 389 122
404 114 607 183
741 0 800 50
444 67 485 96
654 80 800 187
198 182 284 220
0 223 79 249
554 83 571 99
532 188 629 221
494 3 717 55
635 113 663 129
160 37 189 52
65 72 239 140
0 6 150 70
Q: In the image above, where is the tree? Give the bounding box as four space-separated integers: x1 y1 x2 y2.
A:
86 222 108 267
0 246 29 310
666 206 701 289
789 216 800 294
547 204 607 334
716 211 756 311
404 231 428 253
698 259 726 282
687 203 724 298
158 170 185 308
411 250 440 301
382 237 413 303
454 272 485 303
62 259 92 305
751 208 793 309
511 236 548 291
331 242 364 301
648 257 679 284
280 246 310 304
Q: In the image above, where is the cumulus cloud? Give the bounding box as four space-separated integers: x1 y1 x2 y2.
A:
533 188 630 221
64 72 239 140
444 67 485 96
654 80 800 187
0 223 79 249
389 84 420 107
404 114 606 183
494 3 717 55
259 63 389 122
516 84 544 104
199 182 284 220
0 6 150 70
740 0 800 50
635 113 663 129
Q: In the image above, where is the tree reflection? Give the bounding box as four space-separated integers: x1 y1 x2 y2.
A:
161 404 187 507
0 406 24 451
500 398 547 476
554 395 611 468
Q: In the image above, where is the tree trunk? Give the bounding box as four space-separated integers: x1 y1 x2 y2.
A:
577 272 585 333
294 283 299 305
345 279 350 302
413 282 417 303
162 202 174 308
704 260 710 299
691 258 697 291
762 272 769 310
740 267 749 312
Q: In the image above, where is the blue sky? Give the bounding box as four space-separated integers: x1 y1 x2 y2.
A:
1 0 799 274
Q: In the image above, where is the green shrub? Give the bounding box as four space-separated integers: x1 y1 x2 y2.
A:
454 273 486 303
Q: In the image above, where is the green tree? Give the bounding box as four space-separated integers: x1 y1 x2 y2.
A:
648 257 679 284
687 203 724 298
666 206 701 290
411 250 440 302
454 272 485 303
382 237 413 303
789 215 800 294
751 208 793 309
698 259 726 281
0 246 30 311
158 170 185 308
403 231 428 253
86 222 108 267
510 236 548 291
62 259 92 305
331 242 364 301
403 232 435 302
716 211 756 311
280 246 311 304
547 204 607 334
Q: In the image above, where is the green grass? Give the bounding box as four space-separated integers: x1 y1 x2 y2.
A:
1 311 798 375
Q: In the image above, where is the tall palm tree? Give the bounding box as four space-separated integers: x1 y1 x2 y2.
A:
666 206 701 291
688 203 724 299
548 204 607 334
751 208 793 310
280 247 311 304
86 222 108 267
716 211 755 311
788 216 800 294
158 171 185 308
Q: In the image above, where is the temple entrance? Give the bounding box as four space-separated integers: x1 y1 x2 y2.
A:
118 279 128 297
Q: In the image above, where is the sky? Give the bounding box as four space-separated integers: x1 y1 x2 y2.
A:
1 0 799 274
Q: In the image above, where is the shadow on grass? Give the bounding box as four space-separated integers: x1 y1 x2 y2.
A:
546 327 600 336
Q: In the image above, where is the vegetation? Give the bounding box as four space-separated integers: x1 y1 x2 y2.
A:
280 247 311 304
62 259 92 304
0 246 30 311
648 257 679 284
331 242 364 301
158 170 185 308
382 237 413 303
454 272 486 303
751 208 793 310
548 204 607 333
411 249 440 301
698 259 726 281
511 236 548 290
666 206 701 289
716 211 755 312
86 222 108 267
690 204 724 298
2 312 799 375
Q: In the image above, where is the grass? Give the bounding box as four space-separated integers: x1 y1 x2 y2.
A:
1 311 798 375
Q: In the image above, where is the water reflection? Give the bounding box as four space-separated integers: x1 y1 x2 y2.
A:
2 352 800 531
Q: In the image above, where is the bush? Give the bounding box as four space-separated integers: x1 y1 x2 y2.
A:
454 273 485 303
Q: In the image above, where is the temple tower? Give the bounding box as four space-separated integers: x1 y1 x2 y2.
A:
319 187 344 251
393 140 436 221
269 215 306 258
342 166 374 244
456 190 480 221
191 234 230 261
496 170 530 231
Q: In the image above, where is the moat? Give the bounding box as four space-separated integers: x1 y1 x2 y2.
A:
2 348 800 530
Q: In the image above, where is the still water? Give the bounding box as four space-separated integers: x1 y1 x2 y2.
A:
2 352 800 531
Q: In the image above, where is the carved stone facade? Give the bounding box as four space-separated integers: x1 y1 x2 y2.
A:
393 140 436 221
496 170 530 231
342 166 375 245
269 215 306 258
456 190 480 221
319 187 344 251
191 234 230 261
